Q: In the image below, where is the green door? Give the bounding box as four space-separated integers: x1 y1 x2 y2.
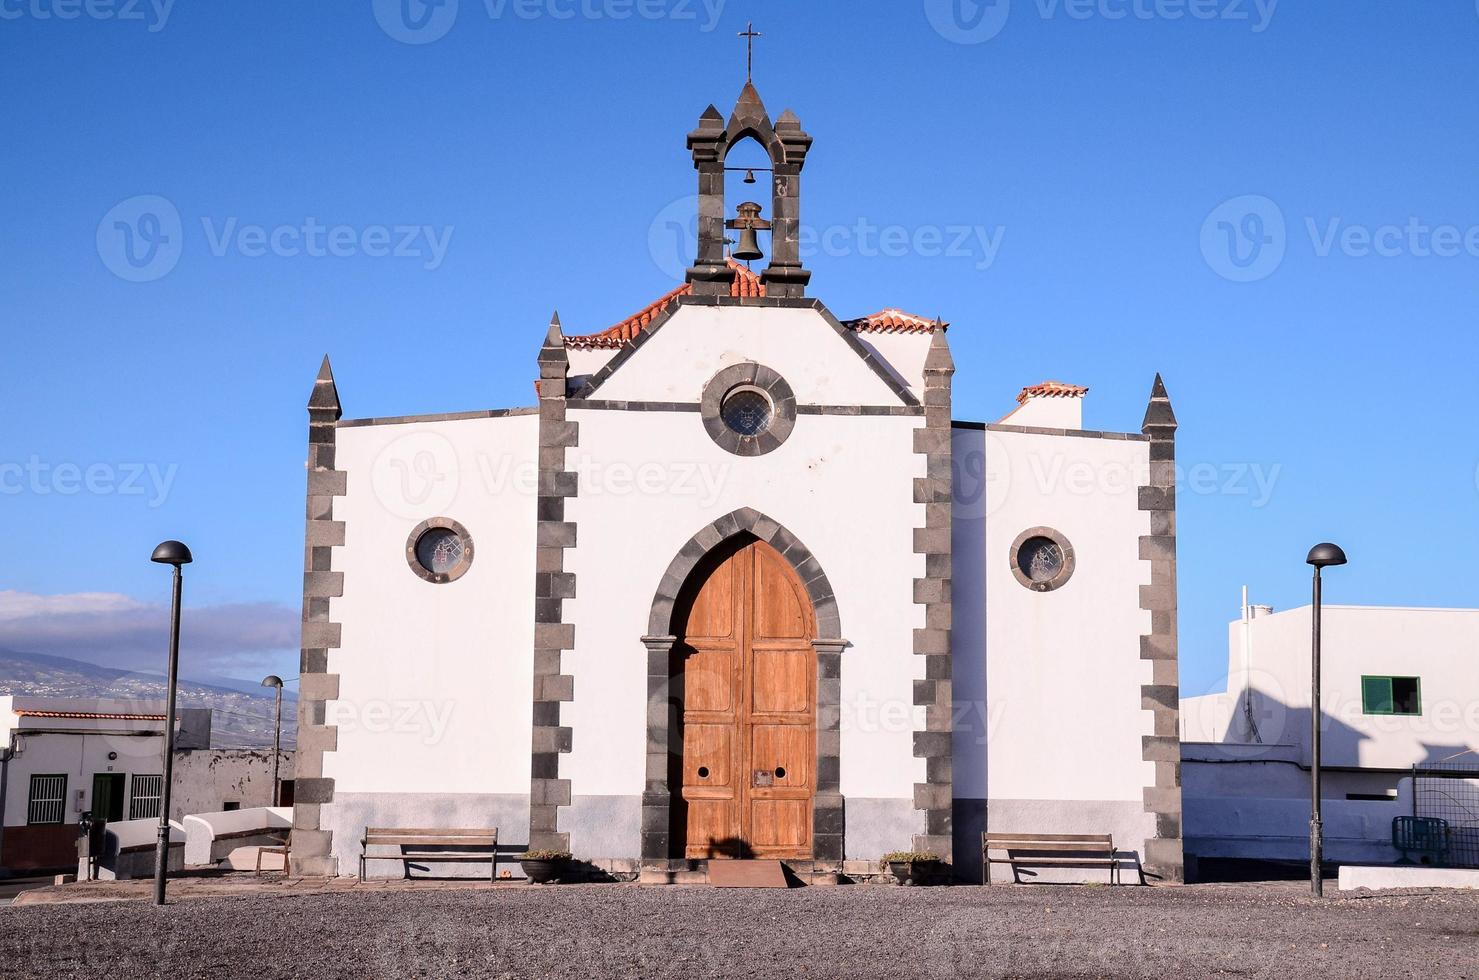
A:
91 773 125 822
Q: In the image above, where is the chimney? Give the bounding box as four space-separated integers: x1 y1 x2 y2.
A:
1000 380 1088 429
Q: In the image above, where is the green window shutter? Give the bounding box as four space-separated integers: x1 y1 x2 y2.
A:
1362 676 1394 715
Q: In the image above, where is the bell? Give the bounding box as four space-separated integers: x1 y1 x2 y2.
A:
743 169 758 185
732 226 764 262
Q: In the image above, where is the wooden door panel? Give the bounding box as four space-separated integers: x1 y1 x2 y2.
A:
751 648 810 715
748 799 811 853
681 723 734 792
683 649 736 713
750 724 811 789
679 538 816 861
752 546 808 640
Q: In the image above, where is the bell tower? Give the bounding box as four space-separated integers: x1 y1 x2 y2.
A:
685 27 813 298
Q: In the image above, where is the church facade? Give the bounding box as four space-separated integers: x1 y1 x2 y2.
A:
288 80 1185 884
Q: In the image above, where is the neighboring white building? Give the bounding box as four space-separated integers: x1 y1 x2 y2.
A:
1181 602 1479 868
292 78 1185 883
0 697 287 874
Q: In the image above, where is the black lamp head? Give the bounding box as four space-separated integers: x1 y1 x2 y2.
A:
1306 542 1348 568
261 675 283 689
150 540 193 566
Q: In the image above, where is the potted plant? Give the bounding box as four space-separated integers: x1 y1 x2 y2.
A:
881 851 941 886
518 849 572 884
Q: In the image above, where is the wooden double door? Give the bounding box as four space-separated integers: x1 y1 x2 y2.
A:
675 537 817 860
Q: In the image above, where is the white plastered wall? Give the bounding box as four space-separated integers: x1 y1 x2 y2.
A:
326 415 538 797
953 425 1156 860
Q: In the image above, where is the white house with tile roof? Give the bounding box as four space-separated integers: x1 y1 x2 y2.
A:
289 76 1183 884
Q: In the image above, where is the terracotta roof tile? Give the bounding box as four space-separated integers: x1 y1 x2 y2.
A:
1016 380 1089 404
840 309 946 334
565 274 945 352
566 261 765 351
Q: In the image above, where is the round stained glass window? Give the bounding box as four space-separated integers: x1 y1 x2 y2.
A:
415 528 465 575
1018 537 1064 584
720 386 774 436
406 518 474 583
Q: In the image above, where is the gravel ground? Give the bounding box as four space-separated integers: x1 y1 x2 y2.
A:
2 882 1477 980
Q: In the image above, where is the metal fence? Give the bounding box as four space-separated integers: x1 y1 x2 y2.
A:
1412 763 1479 869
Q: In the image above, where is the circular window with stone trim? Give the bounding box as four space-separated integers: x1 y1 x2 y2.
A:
701 363 796 457
406 517 474 584
1009 527 1075 593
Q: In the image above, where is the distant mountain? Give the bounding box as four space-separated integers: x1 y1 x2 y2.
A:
0 649 296 749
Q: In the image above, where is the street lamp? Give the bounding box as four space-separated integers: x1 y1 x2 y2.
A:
150 539 192 906
1306 541 1347 899
261 675 284 807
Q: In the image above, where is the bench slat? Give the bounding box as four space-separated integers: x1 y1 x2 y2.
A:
985 856 1118 866
365 827 498 837
364 853 499 861
984 833 1112 843
986 842 1113 853
365 836 498 846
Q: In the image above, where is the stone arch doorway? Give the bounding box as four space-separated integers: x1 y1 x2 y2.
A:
641 508 846 871
671 534 815 860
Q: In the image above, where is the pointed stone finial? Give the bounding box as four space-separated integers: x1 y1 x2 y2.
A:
538 311 569 384
308 354 341 421
1142 372 1178 435
924 325 955 374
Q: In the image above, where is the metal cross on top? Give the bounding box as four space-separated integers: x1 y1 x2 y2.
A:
739 22 762 81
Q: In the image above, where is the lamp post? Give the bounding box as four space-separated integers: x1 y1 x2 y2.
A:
150 539 192 906
1306 542 1347 899
261 675 284 807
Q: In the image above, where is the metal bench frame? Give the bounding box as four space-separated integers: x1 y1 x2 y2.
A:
359 827 500 882
983 832 1123 885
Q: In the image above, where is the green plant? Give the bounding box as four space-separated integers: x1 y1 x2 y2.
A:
519 850 572 862
880 851 940 868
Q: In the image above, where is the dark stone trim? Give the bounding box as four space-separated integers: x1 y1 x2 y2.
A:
1007 526 1077 593
646 508 841 640
912 332 955 866
572 401 924 418
404 517 474 585
297 355 344 876
530 317 577 854
1138 374 1184 883
642 510 845 870
699 363 797 458
338 407 538 428
952 420 1150 441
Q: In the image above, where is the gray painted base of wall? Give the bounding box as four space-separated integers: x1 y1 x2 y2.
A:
954 798 1158 884
844 797 922 862
567 795 641 860
328 793 529 879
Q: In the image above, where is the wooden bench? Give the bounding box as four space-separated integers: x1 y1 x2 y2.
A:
982 832 1122 885
254 840 291 876
359 827 499 882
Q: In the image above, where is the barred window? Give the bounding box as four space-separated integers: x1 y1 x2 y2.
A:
28 774 67 825
129 774 164 820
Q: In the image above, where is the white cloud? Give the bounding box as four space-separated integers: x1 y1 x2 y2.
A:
0 590 298 675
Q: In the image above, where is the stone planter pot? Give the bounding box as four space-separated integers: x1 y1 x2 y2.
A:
521 859 564 884
889 860 941 886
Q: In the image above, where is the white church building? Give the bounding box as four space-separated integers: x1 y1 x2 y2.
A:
288 78 1185 883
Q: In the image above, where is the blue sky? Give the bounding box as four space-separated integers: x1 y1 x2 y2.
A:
2 1 1477 694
